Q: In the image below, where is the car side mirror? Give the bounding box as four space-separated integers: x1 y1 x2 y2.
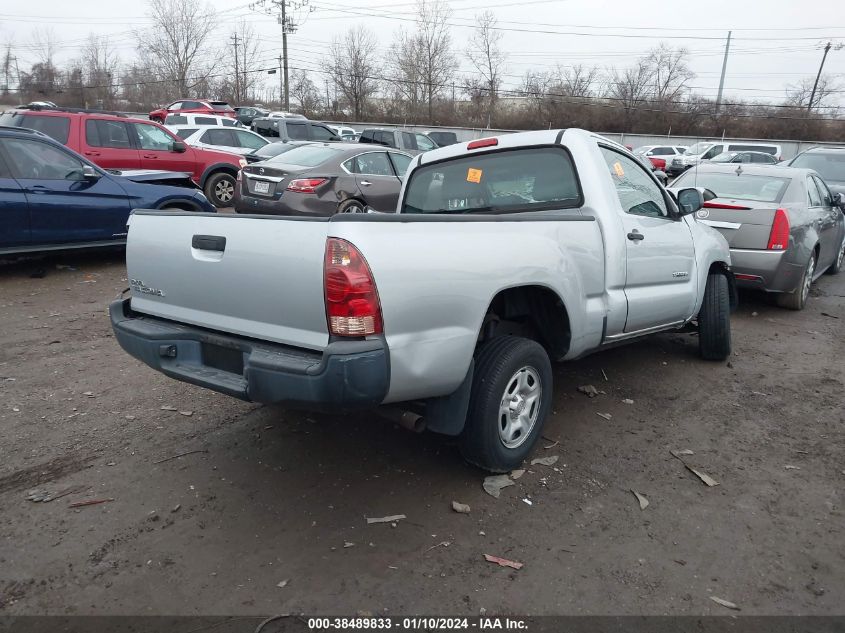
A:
677 188 704 215
833 192 845 210
172 141 187 153
82 165 101 180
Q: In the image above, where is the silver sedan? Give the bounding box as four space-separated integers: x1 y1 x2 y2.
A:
671 163 845 309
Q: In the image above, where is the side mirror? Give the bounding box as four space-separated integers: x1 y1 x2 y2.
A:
172 141 187 153
677 188 704 216
82 165 101 180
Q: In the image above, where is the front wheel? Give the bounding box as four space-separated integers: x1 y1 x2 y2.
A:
825 233 845 275
460 336 552 473
698 272 731 360
777 251 816 310
204 172 236 208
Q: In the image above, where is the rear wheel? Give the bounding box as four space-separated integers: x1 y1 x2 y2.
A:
825 234 845 275
777 251 816 310
204 172 236 208
460 336 552 473
698 272 731 360
338 199 365 214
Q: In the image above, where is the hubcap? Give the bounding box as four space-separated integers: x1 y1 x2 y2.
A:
215 180 234 203
802 255 815 303
498 366 542 449
837 238 845 269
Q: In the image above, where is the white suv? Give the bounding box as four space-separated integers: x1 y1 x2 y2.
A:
164 113 242 128
172 125 269 155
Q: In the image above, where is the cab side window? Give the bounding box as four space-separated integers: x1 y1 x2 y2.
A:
812 175 832 207
807 177 822 207
600 147 668 219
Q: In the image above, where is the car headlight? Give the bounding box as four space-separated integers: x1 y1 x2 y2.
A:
239 158 247 167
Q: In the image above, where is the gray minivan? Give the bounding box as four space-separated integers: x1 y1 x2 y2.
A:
359 128 439 155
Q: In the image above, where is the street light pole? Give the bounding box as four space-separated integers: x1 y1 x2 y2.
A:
807 41 832 112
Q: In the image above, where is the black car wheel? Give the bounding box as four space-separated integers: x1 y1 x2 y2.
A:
338 200 366 214
777 251 816 310
204 172 236 208
698 272 731 360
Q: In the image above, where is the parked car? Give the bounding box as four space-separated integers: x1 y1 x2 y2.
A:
425 131 459 147
668 141 782 176
0 126 215 256
359 128 439 154
328 124 357 138
633 145 687 159
233 106 269 127
708 151 779 165
171 126 269 156
243 140 313 164
631 151 668 185
251 115 340 142
340 133 360 142
234 143 413 215
164 113 241 128
671 163 845 309
110 128 733 472
787 147 845 196
149 99 236 123
0 107 247 207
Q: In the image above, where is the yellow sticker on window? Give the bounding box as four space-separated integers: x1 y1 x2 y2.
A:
613 162 625 178
466 168 483 184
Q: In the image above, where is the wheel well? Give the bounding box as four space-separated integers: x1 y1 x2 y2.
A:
709 261 738 310
157 200 199 212
200 165 239 187
479 286 571 359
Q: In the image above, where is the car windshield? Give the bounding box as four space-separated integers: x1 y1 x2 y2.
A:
264 144 341 167
402 147 582 214
210 102 234 111
686 142 714 156
253 142 301 158
789 152 845 183
709 152 739 163
633 147 652 155
674 171 790 203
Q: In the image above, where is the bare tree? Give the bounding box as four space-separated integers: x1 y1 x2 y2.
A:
388 27 427 121
555 64 599 99
328 25 379 120
30 27 58 66
221 21 261 104
643 43 694 104
290 69 321 117
80 34 120 108
415 0 455 123
607 60 655 131
466 11 506 127
786 74 841 110
136 0 218 97
1 40 14 96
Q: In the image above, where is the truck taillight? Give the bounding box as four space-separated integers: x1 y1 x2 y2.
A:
767 208 790 251
287 178 327 193
324 238 383 337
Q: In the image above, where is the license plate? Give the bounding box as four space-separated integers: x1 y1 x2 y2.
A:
254 180 270 194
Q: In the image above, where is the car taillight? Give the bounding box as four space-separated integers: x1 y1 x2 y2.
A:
324 238 383 337
287 178 327 194
767 208 790 251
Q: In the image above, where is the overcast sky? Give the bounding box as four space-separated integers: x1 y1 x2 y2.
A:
2 0 844 109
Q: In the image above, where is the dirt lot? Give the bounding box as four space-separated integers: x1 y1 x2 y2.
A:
0 250 843 616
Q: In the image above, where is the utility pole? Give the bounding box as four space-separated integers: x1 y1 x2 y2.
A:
251 0 312 112
278 55 284 107
232 32 240 103
715 30 731 113
808 41 832 112
324 77 331 114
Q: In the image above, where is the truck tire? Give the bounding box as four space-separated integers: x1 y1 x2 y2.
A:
825 233 844 275
460 336 552 473
204 172 236 208
777 251 816 310
698 272 731 361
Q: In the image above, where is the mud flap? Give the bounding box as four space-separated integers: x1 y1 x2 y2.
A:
423 359 474 436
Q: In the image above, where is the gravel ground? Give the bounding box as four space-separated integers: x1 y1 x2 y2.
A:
0 250 843 615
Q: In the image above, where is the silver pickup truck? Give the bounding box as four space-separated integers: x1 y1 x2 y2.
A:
111 129 734 472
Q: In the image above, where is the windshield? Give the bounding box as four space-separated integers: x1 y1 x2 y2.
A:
686 142 714 156
210 102 234 111
254 142 300 158
789 152 845 183
673 171 790 203
633 146 652 155
709 152 738 163
402 147 582 214
265 144 341 167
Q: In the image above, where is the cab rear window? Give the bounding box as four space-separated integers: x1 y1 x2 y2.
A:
0 113 70 144
402 146 582 214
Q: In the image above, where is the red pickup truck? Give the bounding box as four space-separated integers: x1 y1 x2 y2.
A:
0 107 245 207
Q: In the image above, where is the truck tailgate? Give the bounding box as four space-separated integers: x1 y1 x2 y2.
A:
126 212 330 349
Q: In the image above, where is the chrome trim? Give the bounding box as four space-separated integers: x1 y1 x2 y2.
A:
603 320 686 343
730 247 787 255
339 150 413 177
700 219 742 230
244 173 285 183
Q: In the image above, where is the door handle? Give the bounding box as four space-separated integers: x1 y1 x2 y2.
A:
84 151 101 157
192 234 226 252
360 180 372 187
142 154 158 159
627 230 645 242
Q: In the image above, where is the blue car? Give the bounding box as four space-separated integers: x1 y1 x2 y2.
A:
0 125 215 256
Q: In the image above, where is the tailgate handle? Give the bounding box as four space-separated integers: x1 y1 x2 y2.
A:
192 235 227 251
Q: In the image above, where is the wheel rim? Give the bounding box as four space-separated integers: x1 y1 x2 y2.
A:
802 254 816 303
343 203 364 213
498 365 542 449
836 237 845 270
215 179 234 203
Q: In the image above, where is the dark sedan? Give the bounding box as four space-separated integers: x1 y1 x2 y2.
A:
234 143 413 215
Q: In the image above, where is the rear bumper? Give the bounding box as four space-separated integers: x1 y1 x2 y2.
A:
730 248 803 293
110 298 389 407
